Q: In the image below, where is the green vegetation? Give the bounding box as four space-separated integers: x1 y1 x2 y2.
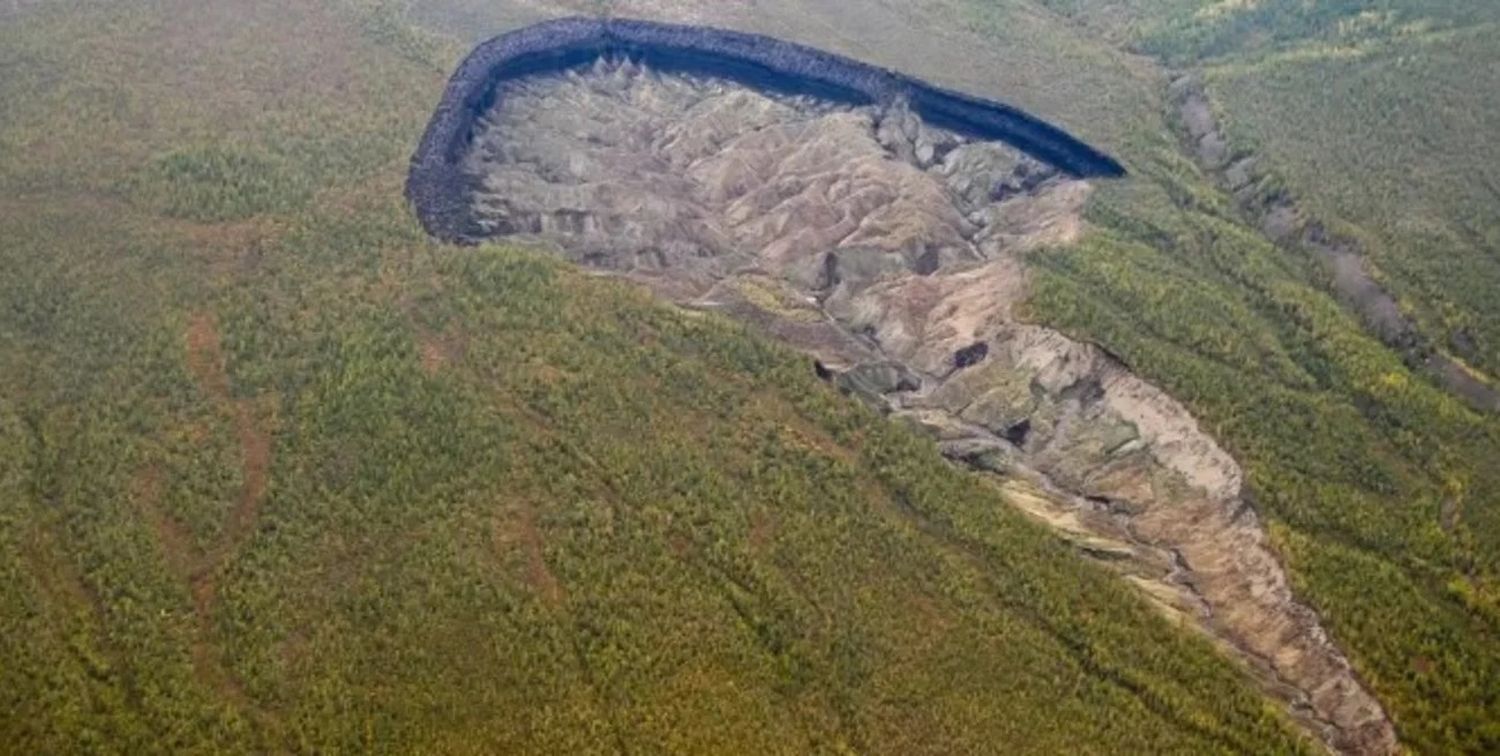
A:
0 1 1314 752
951 1 1500 751
1025 162 1500 753
1060 0 1500 66
1047 0 1500 379
1208 25 1500 378
7 0 1500 751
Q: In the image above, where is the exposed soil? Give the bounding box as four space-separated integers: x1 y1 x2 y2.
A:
218 400 271 582
747 509 776 554
428 55 1395 754
185 313 232 399
407 16 1123 244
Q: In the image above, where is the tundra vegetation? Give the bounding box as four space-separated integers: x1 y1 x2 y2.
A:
421 0 1500 750
1 0 1498 754
990 2 1500 750
0 1 1313 752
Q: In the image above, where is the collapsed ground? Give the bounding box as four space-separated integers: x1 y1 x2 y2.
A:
0 1 1318 752
6 1 1500 753
446 55 1393 752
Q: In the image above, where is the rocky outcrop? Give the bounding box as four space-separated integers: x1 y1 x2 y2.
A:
406 16 1125 244
407 41 1396 753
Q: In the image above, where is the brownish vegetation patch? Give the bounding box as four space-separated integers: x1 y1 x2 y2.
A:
176 311 279 714
417 327 468 377
20 522 109 632
131 463 196 577
495 502 566 610
748 509 776 555
164 215 279 280
185 312 231 400
747 391 858 466
229 400 272 546
182 312 275 597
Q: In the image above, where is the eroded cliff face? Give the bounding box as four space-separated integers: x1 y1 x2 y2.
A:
450 58 1394 753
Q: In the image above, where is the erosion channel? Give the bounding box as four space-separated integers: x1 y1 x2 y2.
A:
408 18 1397 754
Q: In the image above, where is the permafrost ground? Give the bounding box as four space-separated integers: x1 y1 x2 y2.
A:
412 24 1398 753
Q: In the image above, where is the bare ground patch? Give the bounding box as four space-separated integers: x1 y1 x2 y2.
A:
185 312 231 400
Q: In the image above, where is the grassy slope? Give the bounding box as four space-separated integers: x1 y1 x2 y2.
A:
1072 0 1500 378
951 1 1500 750
421 0 1500 748
0 1 1310 752
1209 23 1500 377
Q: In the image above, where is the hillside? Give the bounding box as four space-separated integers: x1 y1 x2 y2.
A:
5 0 1500 753
0 1 1316 752
405 1 1500 753
1018 2 1500 749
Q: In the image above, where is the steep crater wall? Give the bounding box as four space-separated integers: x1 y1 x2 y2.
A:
406 16 1125 243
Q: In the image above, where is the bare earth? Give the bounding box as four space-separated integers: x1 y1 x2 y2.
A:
461 61 1395 753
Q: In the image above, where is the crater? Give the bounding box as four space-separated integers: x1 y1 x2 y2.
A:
406 16 1124 246
407 17 1394 755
